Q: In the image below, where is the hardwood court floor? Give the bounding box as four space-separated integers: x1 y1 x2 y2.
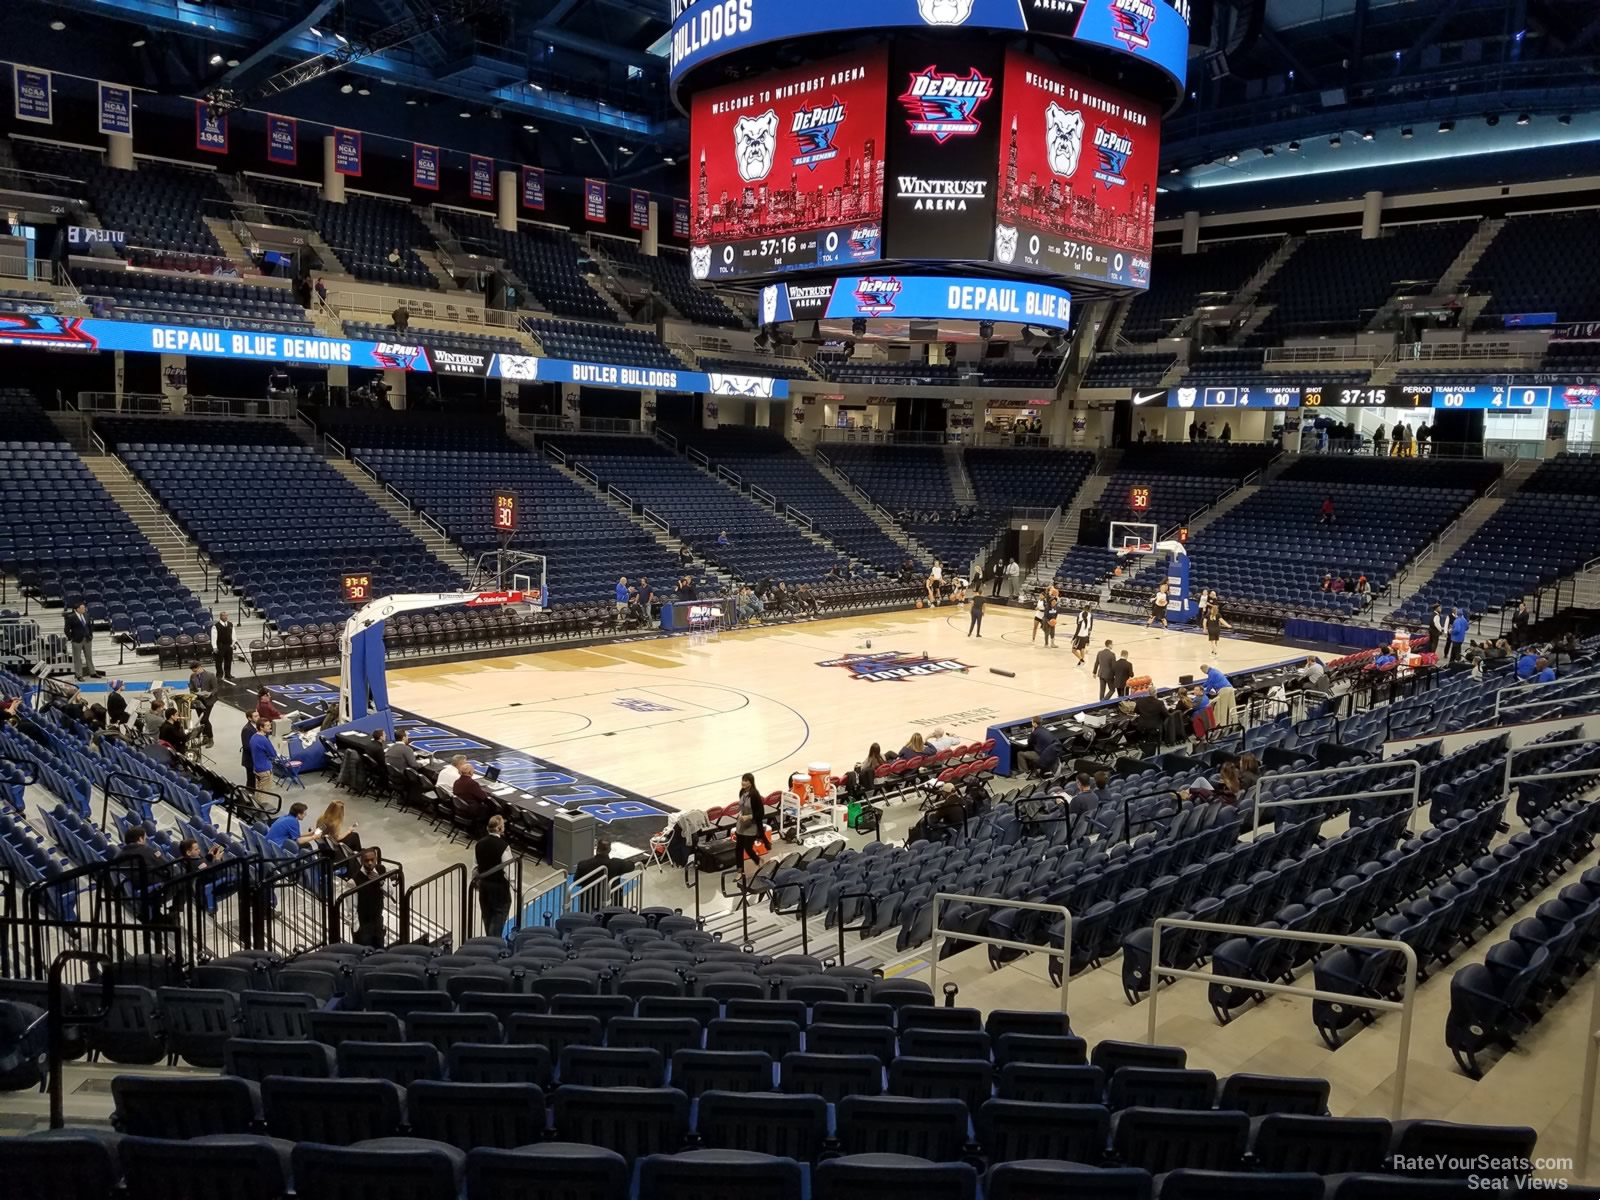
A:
379 604 1305 815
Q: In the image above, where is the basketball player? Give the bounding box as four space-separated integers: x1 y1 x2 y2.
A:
1071 603 1095 666
1203 594 1231 651
1148 584 1169 628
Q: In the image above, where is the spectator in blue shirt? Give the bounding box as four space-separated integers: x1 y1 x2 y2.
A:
1447 609 1469 664
267 800 311 849
614 576 629 618
1201 664 1231 693
1516 651 1539 679
1535 657 1556 684
1189 686 1211 711
717 530 730 547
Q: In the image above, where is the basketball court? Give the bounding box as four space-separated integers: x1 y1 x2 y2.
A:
375 602 1305 817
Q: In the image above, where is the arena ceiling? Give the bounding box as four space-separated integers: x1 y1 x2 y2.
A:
15 0 1600 202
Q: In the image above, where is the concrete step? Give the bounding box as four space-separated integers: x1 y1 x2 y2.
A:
202 216 255 277
318 452 474 574
945 444 977 506
1383 495 1504 613
810 446 929 564
1029 473 1111 584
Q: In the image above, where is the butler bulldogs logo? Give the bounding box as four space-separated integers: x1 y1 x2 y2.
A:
995 224 1018 264
733 110 778 182
817 650 972 683
496 354 540 382
1176 388 1198 408
690 245 711 279
1093 126 1133 187
761 287 779 326
708 373 775 398
917 0 976 24
792 98 844 170
1046 103 1085 177
1110 0 1156 49
900 67 994 142
852 277 903 317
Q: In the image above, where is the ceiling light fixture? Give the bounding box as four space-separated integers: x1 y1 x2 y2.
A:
1485 113 1499 127
1516 113 1530 125
1361 129 1374 141
572 135 585 142
405 97 418 105
1329 134 1341 148
49 20 66 31
1287 140 1301 152
226 58 239 67
309 26 323 38
663 156 676 165
1226 152 1239 163
1558 114 1572 126
522 123 536 132
459 110 471 118
334 32 349 45
1262 146 1275 157
339 83 352 93
1167 165 1180 174
131 38 146 47
1401 127 1414 139
1439 119 1454 133
209 53 223 64
357 87 369 96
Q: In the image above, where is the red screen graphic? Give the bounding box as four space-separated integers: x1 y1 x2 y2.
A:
690 47 888 271
994 49 1160 288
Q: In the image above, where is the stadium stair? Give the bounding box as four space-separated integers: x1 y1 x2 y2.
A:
808 446 930 566
1367 217 1508 333
201 216 257 278
944 445 977 507
566 233 636 323
1027 469 1113 589
665 438 875 574
314 448 477 577
1384 497 1505 617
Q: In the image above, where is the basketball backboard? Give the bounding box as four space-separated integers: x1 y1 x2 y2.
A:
1108 520 1158 556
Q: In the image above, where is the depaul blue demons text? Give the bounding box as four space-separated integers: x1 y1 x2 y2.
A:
817 651 973 682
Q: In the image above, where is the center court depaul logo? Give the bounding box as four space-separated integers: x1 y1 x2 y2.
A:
817 650 973 683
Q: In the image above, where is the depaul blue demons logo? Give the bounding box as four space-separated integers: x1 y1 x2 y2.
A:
900 67 994 142
849 225 881 256
1110 0 1156 49
1093 127 1133 188
792 97 845 170
852 276 903 317
818 651 972 683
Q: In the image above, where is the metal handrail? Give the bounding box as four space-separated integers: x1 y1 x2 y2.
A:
1494 671 1600 719
1244 759 1424 839
567 865 612 914
928 892 1072 1016
1148 918 1418 1121
1576 973 1600 1179
1501 736 1600 803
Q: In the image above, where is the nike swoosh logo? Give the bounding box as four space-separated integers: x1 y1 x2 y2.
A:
1133 392 1164 405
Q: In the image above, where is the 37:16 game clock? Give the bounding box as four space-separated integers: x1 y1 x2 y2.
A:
342 573 372 604
494 492 518 533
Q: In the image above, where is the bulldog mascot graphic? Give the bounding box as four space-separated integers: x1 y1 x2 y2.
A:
1045 102 1085 178
733 110 779 182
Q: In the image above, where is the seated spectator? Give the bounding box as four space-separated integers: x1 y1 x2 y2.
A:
899 731 927 759
574 838 640 884
313 799 362 856
795 582 819 615
1321 573 1333 593
267 801 314 850
716 529 730 547
113 825 163 873
1535 656 1556 683
157 706 189 754
1236 752 1262 790
1067 772 1099 818
1516 649 1540 680
434 754 466 796
928 727 961 752
1015 716 1061 777
1299 656 1328 688
1330 575 1346 593
452 761 493 826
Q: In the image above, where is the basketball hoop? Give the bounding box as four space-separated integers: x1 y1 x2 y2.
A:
1115 542 1154 557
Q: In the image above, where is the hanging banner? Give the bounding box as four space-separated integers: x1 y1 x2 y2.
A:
673 198 690 239
469 155 494 201
195 101 228 154
584 178 607 224
97 83 132 137
520 166 544 211
13 67 52 125
413 143 440 191
334 128 362 176
266 115 297 166
629 189 650 232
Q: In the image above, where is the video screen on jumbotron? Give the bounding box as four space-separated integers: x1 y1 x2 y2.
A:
993 48 1159 290
689 47 888 281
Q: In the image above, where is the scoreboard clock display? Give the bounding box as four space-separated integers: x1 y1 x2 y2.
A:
494 491 518 533
1129 486 1152 513
342 573 372 604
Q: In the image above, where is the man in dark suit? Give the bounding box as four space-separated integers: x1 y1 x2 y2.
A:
1015 717 1062 777
65 601 100 679
1113 650 1136 698
1093 640 1117 701
348 848 387 949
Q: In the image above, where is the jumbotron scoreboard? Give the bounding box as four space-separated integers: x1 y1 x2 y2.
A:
670 0 1197 321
